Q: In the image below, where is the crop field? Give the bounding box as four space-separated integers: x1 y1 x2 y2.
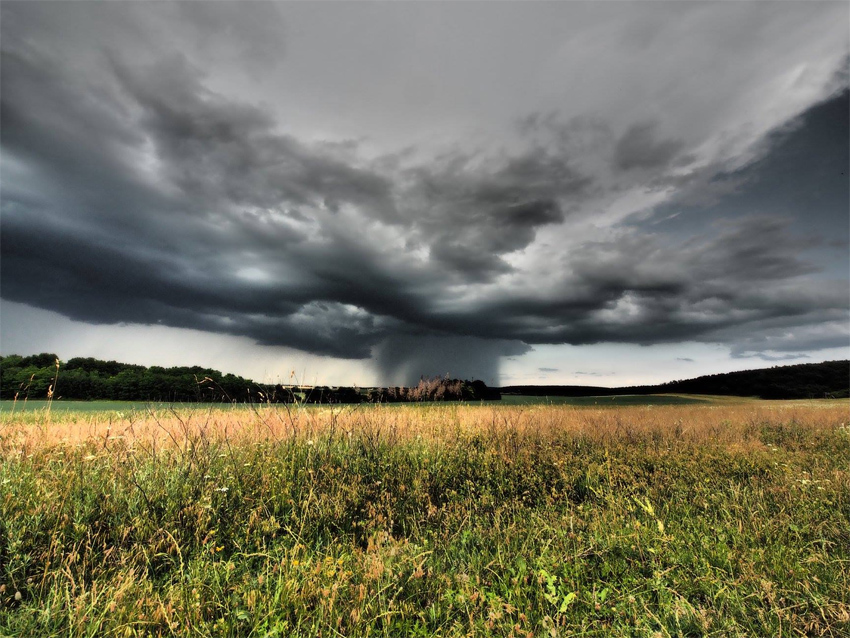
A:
1 401 848 637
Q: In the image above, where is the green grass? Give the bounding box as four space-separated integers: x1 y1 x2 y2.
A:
1 405 848 637
0 400 262 415
0 400 158 414
1 394 720 415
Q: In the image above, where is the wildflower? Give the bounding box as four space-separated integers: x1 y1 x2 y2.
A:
14 591 22 601
215 487 229 493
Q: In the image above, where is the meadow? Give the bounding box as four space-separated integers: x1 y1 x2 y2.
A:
1 400 848 637
0 394 712 414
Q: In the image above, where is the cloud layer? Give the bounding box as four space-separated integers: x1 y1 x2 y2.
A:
1 2 848 383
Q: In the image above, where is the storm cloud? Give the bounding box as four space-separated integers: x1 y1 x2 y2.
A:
1 2 848 383
614 122 685 172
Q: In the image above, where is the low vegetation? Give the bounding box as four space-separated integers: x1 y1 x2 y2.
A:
1 401 848 636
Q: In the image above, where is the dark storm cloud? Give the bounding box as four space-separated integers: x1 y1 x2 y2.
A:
2 2 848 380
724 317 849 360
109 55 397 218
447 216 848 351
0 216 395 358
614 122 685 171
401 149 587 281
0 26 414 358
685 217 821 281
423 192 567 282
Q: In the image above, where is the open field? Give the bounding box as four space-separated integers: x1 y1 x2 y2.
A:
1 394 728 415
1 401 848 637
0 400 158 414
499 395 716 407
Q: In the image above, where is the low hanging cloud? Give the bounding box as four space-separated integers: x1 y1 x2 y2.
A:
1 2 848 383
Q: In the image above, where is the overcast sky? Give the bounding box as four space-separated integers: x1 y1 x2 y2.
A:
1 1 848 386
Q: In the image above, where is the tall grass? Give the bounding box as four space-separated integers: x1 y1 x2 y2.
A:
1 403 848 636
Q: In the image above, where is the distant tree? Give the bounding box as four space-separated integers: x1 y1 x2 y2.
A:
0 354 264 402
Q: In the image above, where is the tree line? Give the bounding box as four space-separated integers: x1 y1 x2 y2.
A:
0 354 263 403
502 360 850 400
0 354 500 404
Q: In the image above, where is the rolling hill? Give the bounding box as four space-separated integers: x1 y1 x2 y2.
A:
501 360 849 400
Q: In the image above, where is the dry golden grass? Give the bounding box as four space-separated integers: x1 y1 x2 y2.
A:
2 399 846 454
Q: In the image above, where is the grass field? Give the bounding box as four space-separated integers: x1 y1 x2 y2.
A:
1 401 848 637
498 395 715 407
0 394 719 414
0 400 159 414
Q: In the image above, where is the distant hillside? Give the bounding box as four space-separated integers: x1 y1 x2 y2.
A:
502 360 850 400
653 360 850 399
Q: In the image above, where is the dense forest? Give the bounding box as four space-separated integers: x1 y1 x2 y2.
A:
0 353 262 402
0 354 498 404
502 360 850 400
653 360 850 399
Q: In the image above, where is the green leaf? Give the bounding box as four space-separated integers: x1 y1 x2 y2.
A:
559 591 577 612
